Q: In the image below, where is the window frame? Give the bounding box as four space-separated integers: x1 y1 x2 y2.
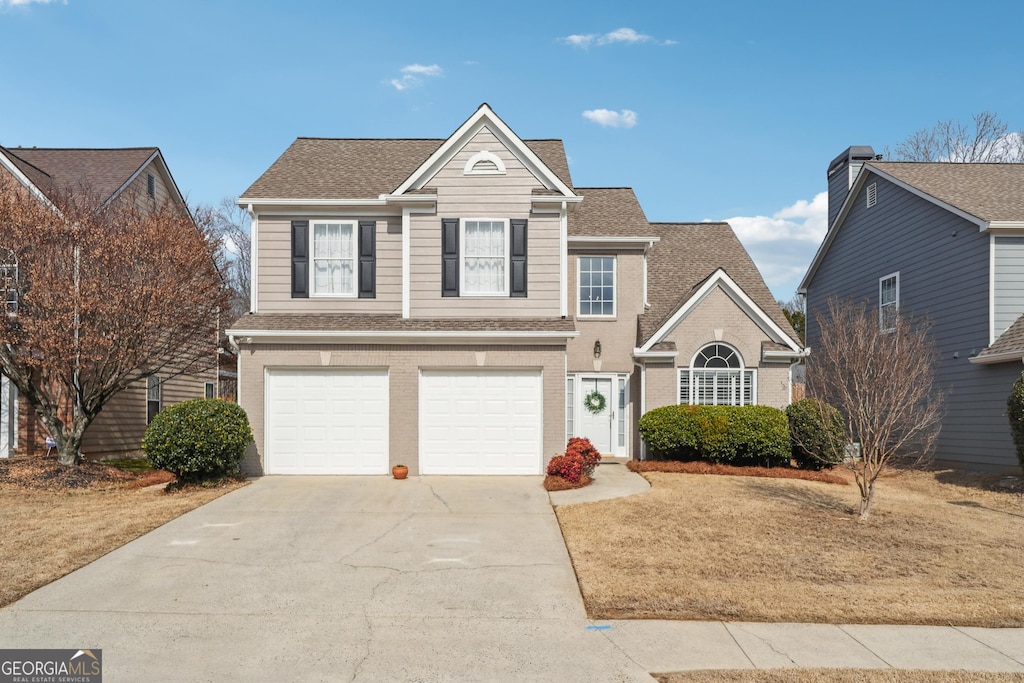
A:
310 220 358 298
459 218 510 297
879 271 899 332
0 249 17 316
205 382 216 399
577 255 617 318
146 376 162 424
678 342 756 407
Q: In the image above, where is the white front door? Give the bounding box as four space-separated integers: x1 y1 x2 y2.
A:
576 376 614 454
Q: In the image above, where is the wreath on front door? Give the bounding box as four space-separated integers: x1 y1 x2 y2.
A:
584 389 607 414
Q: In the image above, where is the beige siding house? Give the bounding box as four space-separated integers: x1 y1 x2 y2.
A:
229 104 803 476
0 146 217 460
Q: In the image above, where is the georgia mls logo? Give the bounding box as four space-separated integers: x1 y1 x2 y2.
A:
0 648 102 682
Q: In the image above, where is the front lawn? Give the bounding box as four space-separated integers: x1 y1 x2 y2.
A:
0 457 246 608
555 468 1024 626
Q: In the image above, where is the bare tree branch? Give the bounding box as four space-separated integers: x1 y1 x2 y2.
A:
893 111 1024 162
0 174 230 466
807 298 944 519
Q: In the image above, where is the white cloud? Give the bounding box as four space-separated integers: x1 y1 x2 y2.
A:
582 109 638 129
561 27 674 48
716 191 829 299
389 63 443 91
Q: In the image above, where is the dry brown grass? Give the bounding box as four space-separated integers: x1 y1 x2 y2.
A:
654 670 1024 683
0 458 246 607
556 468 1024 626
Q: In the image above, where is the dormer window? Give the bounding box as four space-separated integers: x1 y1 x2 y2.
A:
463 150 506 176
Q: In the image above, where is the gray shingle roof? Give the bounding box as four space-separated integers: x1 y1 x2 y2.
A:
239 138 573 200
977 314 1024 360
0 146 158 203
638 222 798 346
568 187 651 236
230 313 576 335
869 161 1024 222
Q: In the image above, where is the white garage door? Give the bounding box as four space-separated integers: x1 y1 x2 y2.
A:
266 369 388 475
420 370 542 475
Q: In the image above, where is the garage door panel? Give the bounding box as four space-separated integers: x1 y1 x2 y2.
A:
267 369 389 475
420 370 542 475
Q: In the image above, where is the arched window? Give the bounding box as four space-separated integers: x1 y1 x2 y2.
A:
463 150 506 176
679 343 755 406
0 249 17 315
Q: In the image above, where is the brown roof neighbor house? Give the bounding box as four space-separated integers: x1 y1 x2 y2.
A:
0 145 217 460
228 103 804 476
801 148 1024 472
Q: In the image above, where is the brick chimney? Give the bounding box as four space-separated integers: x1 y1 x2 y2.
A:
827 146 876 228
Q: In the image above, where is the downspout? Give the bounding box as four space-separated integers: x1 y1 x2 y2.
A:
227 334 241 404
246 204 257 313
632 359 647 460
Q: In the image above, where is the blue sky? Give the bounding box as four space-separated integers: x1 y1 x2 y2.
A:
3 0 1023 301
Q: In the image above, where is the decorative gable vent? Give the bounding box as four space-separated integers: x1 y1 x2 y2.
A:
463 150 506 176
866 182 877 208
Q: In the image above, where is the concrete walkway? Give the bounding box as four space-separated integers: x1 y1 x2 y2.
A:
552 463 1024 676
0 468 1021 681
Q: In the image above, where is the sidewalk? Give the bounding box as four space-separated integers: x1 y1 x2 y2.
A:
552 463 1024 676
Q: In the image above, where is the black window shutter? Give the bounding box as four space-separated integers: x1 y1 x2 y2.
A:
510 218 528 297
441 218 459 297
358 220 376 298
291 220 309 298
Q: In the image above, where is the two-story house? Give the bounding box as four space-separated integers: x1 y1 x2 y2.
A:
229 104 803 476
0 145 218 460
801 146 1024 473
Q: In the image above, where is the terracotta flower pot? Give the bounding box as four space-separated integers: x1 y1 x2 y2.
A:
392 465 409 480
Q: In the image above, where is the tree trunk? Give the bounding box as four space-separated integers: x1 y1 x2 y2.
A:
56 438 80 467
858 480 876 520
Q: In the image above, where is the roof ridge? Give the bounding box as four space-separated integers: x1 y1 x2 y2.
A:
7 146 159 152
575 186 635 190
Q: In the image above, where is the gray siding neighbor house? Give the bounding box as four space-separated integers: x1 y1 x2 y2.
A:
801 147 1024 472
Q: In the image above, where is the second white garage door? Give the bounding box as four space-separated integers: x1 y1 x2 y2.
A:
266 369 388 475
419 370 543 475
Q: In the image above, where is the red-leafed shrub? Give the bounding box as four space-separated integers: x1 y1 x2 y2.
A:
547 453 583 483
565 437 602 477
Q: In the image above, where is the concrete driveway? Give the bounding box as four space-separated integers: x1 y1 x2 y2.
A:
0 476 654 682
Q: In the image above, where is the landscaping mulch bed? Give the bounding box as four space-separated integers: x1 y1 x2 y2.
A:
543 473 592 491
0 455 174 490
628 459 850 485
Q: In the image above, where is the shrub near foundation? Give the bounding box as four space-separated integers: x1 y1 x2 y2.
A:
638 405 790 467
142 398 253 484
786 398 846 470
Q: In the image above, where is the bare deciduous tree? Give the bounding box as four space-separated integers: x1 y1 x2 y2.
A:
0 175 229 467
807 297 944 519
892 111 1024 163
200 197 251 321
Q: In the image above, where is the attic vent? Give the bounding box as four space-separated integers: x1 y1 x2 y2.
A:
147 173 156 198
463 150 506 176
866 182 877 208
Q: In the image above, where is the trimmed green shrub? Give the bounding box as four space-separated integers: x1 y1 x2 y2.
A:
786 398 846 470
142 398 253 483
1007 373 1024 473
638 404 790 467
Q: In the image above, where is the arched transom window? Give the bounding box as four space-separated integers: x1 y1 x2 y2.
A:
679 343 755 406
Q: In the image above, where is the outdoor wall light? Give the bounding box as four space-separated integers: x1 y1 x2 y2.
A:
594 340 602 358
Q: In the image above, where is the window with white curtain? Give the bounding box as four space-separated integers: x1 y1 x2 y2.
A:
462 219 508 295
312 221 355 296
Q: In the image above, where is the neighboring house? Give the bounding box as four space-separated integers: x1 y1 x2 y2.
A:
0 145 217 459
228 104 803 476
801 146 1024 473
